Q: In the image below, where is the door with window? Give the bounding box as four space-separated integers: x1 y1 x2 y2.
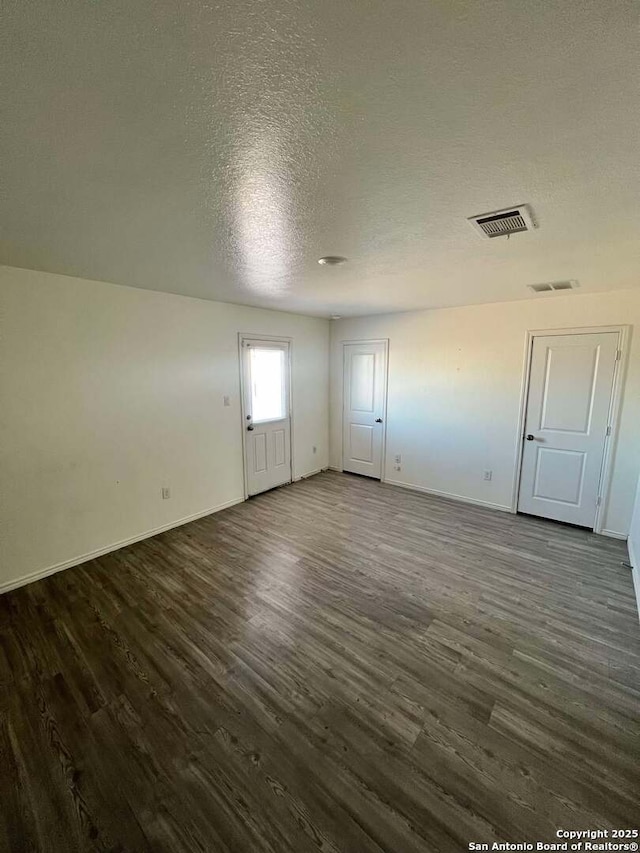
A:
518 331 619 527
241 338 292 496
342 340 388 479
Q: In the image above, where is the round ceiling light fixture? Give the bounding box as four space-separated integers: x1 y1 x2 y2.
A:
318 255 347 266
331 314 342 320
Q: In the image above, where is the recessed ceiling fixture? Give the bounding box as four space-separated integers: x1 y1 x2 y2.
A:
468 204 535 238
318 256 348 265
527 280 579 294
331 314 342 320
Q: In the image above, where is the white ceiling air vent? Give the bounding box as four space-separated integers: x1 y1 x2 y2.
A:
527 280 579 294
468 204 535 238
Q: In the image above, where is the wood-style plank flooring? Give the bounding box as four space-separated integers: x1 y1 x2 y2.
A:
1 472 639 852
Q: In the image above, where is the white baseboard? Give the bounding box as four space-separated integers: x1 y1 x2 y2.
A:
0 496 245 596
631 565 640 626
328 465 343 472
382 478 512 513
600 529 628 540
628 536 640 624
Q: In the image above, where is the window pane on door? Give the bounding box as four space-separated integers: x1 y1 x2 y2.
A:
250 347 286 422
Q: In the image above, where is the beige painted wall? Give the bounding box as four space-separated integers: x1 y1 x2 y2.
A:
330 289 640 537
0 266 329 591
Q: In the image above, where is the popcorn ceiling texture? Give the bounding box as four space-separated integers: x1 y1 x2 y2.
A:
1 0 638 316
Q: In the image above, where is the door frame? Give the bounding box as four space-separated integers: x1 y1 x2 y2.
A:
238 333 294 500
510 324 630 533
340 339 390 480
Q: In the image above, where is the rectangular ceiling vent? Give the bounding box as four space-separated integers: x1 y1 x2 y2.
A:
468 204 535 238
527 280 579 294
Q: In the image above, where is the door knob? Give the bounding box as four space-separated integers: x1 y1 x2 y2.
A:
526 434 535 441
375 418 383 423
247 425 254 431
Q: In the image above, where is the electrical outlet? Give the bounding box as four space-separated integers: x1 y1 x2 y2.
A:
483 470 492 481
223 395 231 407
394 465 402 472
162 487 171 499
394 454 402 464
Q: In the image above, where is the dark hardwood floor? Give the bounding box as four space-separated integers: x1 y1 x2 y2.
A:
1 471 639 852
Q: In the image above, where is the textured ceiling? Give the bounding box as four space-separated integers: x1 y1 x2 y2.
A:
1 0 639 317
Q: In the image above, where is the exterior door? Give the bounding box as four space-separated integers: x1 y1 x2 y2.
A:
343 341 387 479
241 338 292 496
518 332 618 527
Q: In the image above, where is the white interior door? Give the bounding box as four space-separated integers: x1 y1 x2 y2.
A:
518 332 618 527
343 341 387 479
241 338 292 496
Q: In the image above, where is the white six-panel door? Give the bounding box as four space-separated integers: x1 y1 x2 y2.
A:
518 332 618 527
343 341 388 479
241 338 292 496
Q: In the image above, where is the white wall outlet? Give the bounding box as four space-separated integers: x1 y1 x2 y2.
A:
394 454 402 464
162 487 171 499
223 395 231 407
483 470 492 481
394 465 401 472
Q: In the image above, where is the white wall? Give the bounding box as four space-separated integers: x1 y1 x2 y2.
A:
330 289 640 537
3 266 638 595
0 265 329 592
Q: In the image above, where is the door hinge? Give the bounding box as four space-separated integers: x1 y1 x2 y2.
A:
596 495 602 507
615 349 621 361
606 425 612 436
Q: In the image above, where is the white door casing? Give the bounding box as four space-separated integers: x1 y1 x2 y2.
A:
518 332 619 527
342 341 388 479
241 338 292 496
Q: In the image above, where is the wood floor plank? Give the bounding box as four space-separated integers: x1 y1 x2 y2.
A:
1 471 638 852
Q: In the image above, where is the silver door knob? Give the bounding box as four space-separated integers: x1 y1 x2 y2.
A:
247 425 254 431
526 434 535 441
375 418 383 423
